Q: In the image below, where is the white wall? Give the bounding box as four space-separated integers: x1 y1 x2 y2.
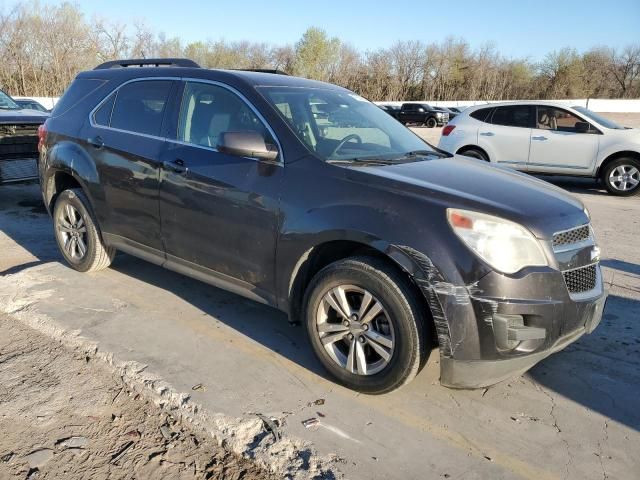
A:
375 99 640 113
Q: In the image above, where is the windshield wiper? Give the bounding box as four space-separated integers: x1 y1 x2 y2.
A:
327 157 409 166
403 150 450 158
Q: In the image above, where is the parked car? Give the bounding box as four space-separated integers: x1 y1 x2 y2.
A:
447 107 465 114
397 103 449 127
0 89 48 185
378 104 401 120
40 59 605 393
438 101 640 196
14 98 50 113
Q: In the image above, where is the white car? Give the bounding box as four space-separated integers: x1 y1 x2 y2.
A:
437 101 640 196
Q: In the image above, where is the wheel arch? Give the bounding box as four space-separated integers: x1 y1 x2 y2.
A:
456 145 490 161
596 150 640 177
286 238 449 351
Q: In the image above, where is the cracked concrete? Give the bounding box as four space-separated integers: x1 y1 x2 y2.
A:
1 177 639 479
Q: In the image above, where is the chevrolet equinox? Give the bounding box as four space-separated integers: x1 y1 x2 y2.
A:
39 59 607 394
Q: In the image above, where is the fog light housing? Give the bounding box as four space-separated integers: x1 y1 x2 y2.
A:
493 314 546 351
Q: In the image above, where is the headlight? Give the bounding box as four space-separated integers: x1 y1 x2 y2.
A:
436 112 443 117
447 209 547 274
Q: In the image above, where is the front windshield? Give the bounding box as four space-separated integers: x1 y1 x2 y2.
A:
259 87 436 161
573 106 624 130
0 90 20 110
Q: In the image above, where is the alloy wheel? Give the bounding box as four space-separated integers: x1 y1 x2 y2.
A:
315 285 395 376
608 164 639 192
57 203 88 261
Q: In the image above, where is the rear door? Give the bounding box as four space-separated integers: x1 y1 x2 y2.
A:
158 80 283 303
527 106 600 174
88 78 175 253
478 105 533 170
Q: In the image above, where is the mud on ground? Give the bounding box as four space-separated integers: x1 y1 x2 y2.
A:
0 314 273 480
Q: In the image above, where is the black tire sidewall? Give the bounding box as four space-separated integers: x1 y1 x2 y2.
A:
461 149 488 161
53 189 99 272
304 258 424 394
426 117 437 128
602 158 640 196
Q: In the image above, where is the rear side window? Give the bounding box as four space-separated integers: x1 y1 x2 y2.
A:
110 80 173 136
490 106 531 128
93 92 116 126
51 78 106 117
470 108 492 122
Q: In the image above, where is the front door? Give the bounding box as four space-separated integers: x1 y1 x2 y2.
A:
527 106 600 174
159 80 283 303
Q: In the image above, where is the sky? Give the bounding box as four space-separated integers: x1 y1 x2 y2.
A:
5 0 640 59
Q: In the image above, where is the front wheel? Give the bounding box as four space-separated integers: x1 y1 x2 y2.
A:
53 188 115 272
426 117 437 128
601 158 640 196
303 256 427 394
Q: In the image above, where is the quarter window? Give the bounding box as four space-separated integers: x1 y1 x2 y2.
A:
490 106 531 128
93 92 116 126
177 81 275 151
470 108 492 122
110 80 173 136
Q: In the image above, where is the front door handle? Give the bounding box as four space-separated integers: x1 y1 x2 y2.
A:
88 136 104 149
480 132 495 137
532 136 548 141
162 159 188 174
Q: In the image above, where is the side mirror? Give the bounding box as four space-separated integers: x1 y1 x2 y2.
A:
574 121 591 133
217 131 279 161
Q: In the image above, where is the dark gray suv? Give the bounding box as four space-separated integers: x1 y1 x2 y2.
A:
39 59 606 394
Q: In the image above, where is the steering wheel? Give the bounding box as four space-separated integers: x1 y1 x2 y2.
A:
329 134 362 158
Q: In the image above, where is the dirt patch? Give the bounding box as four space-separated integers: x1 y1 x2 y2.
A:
0 314 274 480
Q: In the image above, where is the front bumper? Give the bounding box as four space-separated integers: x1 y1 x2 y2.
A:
440 286 607 389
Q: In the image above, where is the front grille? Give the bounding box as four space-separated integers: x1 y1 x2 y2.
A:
553 225 590 248
563 264 597 293
0 124 39 161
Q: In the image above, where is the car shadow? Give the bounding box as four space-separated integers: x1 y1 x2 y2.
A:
533 175 610 196
601 258 640 276
528 293 640 431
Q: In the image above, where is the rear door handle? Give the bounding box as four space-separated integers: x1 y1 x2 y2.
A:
480 132 494 137
162 159 188 174
532 136 548 141
88 136 104 149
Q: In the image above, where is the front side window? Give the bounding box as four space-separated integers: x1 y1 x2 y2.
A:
178 81 275 151
536 106 588 132
490 106 531 128
260 87 434 161
110 80 173 136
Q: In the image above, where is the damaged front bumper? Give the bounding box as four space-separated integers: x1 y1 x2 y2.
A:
439 270 607 389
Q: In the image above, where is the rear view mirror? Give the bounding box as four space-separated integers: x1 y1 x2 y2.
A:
217 131 279 161
574 121 591 133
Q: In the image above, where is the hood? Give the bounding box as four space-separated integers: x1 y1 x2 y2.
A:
346 155 588 239
0 108 48 124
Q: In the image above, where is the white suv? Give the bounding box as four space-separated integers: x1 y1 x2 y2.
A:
437 101 640 196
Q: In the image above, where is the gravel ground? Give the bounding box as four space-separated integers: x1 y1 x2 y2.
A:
0 314 273 480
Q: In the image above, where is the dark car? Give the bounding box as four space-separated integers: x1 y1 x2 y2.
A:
1 89 48 184
14 98 50 113
397 103 449 127
39 59 606 394
377 104 401 120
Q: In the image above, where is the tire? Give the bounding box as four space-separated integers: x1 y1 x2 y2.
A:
303 256 427 394
53 188 115 272
459 148 489 162
601 157 640 196
426 117 437 128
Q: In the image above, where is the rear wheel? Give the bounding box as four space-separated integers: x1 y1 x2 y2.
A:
601 158 640 196
458 147 489 162
53 188 115 272
303 256 427 394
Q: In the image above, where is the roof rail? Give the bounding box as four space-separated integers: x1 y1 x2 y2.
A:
233 69 289 76
94 58 201 70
